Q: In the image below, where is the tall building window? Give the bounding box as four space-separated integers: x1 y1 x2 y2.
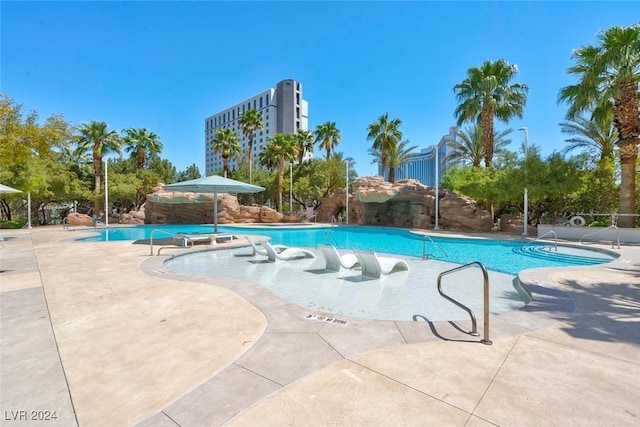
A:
260 97 263 109
253 100 256 109
296 107 300 119
296 93 300 104
266 94 270 104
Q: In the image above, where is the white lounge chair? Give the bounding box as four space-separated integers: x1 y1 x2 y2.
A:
262 241 316 262
246 237 288 256
317 244 359 271
353 250 409 279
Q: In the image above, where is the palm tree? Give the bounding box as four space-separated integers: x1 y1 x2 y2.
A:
258 143 279 171
559 114 617 161
74 121 121 212
266 133 299 211
238 109 264 183
366 113 403 180
368 140 418 183
558 24 639 227
444 125 513 167
295 129 315 164
122 127 163 169
453 59 528 169
211 128 241 178
314 121 341 159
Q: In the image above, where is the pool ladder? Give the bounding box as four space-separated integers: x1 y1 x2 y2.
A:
149 228 196 256
421 234 447 259
523 230 558 251
323 229 338 246
580 225 621 249
437 261 492 345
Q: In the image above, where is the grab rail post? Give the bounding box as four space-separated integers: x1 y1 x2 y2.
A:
579 225 621 249
437 261 491 345
524 230 558 251
150 228 195 255
421 234 448 259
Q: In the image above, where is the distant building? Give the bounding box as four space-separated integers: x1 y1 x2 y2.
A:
390 126 461 186
204 79 309 175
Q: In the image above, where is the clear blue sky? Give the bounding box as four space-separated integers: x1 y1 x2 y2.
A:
2 1 637 177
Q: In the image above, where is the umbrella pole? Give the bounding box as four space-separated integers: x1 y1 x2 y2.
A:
28 192 32 229
213 190 218 233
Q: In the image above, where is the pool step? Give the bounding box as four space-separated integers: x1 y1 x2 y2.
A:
513 246 608 266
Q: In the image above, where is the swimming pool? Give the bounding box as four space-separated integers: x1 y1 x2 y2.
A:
82 224 617 276
163 247 526 322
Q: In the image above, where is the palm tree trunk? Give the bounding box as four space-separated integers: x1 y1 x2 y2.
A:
381 151 387 180
617 141 637 228
612 81 639 228
481 103 494 169
248 130 254 184
278 156 285 212
93 153 102 213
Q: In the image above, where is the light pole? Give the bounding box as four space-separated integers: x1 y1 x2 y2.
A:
27 192 32 229
104 157 109 227
518 127 528 236
434 144 440 230
345 160 349 225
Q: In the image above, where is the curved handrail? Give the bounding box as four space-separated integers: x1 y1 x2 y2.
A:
524 230 557 251
323 229 338 246
149 228 194 255
437 261 491 345
579 225 621 249
421 234 448 259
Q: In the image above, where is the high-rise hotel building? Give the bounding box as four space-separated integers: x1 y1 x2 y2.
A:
204 79 309 175
390 126 462 186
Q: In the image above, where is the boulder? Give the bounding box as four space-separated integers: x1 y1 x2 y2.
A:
66 212 93 226
143 187 303 225
317 176 493 231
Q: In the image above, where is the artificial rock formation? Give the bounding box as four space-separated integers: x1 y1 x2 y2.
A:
144 186 302 225
143 177 493 231
317 176 493 232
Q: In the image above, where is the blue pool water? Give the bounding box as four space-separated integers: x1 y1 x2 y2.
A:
81 225 617 276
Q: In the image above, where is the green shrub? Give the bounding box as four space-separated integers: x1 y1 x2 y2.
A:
0 216 27 229
588 220 608 227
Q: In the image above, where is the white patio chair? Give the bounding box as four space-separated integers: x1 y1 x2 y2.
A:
317 244 359 271
262 241 316 262
352 250 409 279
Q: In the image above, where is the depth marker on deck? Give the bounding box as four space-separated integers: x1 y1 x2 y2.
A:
305 314 349 326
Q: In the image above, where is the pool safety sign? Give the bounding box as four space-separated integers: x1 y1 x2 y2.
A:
305 314 349 326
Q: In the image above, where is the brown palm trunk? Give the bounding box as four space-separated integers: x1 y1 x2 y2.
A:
248 129 254 184
93 149 102 213
613 81 639 228
278 155 285 212
481 103 494 169
617 141 638 228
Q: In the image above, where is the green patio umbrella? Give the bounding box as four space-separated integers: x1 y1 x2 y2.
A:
162 175 265 233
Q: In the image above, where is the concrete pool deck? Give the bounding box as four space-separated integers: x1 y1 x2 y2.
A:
1 226 639 426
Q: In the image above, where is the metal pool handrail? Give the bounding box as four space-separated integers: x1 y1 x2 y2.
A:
421 234 448 259
437 261 492 345
579 225 621 249
523 230 558 251
323 229 338 246
149 228 194 255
